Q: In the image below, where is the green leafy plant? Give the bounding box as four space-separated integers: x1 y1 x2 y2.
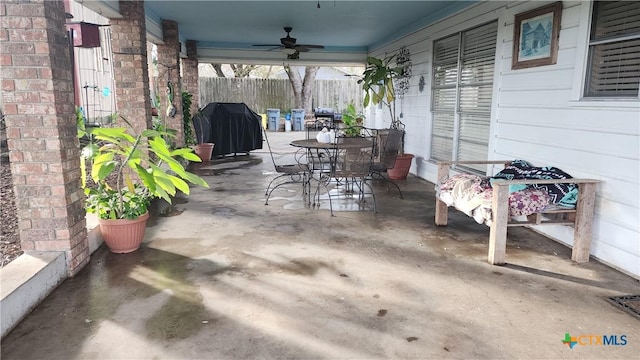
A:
75 106 85 131
359 55 404 129
182 91 196 146
85 183 151 220
76 106 95 188
341 102 364 137
358 55 406 152
81 116 208 220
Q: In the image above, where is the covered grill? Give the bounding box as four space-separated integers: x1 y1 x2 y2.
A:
193 102 263 157
312 107 342 129
314 107 335 122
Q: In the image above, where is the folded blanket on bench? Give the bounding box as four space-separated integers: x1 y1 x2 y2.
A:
491 159 577 207
437 160 576 226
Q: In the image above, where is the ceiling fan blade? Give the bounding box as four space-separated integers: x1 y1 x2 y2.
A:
252 44 282 47
296 44 325 49
252 45 282 52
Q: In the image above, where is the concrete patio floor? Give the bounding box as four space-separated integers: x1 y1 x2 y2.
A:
2 131 638 359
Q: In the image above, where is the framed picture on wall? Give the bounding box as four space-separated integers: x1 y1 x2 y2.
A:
512 2 562 70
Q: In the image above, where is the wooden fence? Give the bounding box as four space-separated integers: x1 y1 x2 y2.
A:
198 77 363 115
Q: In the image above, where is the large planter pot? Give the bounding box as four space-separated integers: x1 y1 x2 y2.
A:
194 143 215 162
98 212 149 253
388 153 415 180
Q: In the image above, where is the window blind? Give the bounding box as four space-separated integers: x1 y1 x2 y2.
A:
586 1 640 97
431 34 459 162
431 21 497 172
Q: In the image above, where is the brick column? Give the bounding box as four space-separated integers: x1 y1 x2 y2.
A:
1 0 89 275
109 0 151 134
157 19 183 145
183 40 199 113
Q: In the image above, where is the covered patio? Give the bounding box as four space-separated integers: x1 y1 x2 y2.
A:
1 0 639 357
2 131 638 359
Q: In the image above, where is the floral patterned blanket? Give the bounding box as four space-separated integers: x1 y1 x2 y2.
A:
437 172 561 226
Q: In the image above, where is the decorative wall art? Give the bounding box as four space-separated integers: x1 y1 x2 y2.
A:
511 2 562 70
395 46 412 98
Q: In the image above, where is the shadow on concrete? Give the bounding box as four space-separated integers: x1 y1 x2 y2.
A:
2 131 639 359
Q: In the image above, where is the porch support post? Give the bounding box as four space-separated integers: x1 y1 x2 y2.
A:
572 182 596 263
183 40 199 112
156 19 183 145
435 162 450 226
488 183 509 265
109 0 152 134
1 0 89 275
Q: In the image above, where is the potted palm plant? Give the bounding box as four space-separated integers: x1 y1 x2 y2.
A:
80 117 209 253
359 55 414 180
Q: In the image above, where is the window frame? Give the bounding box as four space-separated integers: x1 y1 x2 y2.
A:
583 1 640 99
429 20 498 172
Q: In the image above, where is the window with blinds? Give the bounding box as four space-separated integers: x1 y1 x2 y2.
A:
431 21 497 172
585 1 640 97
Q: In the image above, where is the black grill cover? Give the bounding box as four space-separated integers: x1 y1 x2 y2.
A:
193 102 263 157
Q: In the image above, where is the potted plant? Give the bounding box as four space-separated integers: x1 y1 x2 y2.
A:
341 101 365 137
192 109 215 162
359 55 414 180
80 117 209 253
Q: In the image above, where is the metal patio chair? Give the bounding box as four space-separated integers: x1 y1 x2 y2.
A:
369 128 404 198
263 129 310 205
314 130 377 215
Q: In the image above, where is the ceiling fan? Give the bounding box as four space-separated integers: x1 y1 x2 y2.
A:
253 27 324 58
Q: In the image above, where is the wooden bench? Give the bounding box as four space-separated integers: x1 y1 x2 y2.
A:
435 160 600 265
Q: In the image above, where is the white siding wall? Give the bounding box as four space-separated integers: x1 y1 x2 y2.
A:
70 2 116 124
365 1 640 278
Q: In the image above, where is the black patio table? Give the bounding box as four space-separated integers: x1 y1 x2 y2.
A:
290 138 373 173
291 137 376 212
290 138 372 150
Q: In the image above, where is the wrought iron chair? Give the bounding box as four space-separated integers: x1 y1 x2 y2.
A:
263 129 310 205
369 128 404 198
314 130 377 216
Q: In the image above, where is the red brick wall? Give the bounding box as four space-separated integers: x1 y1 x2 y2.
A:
183 40 199 113
157 19 184 145
0 0 89 275
109 0 152 135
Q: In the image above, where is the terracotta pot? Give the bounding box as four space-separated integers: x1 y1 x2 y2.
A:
388 153 415 180
194 143 215 161
98 212 149 253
